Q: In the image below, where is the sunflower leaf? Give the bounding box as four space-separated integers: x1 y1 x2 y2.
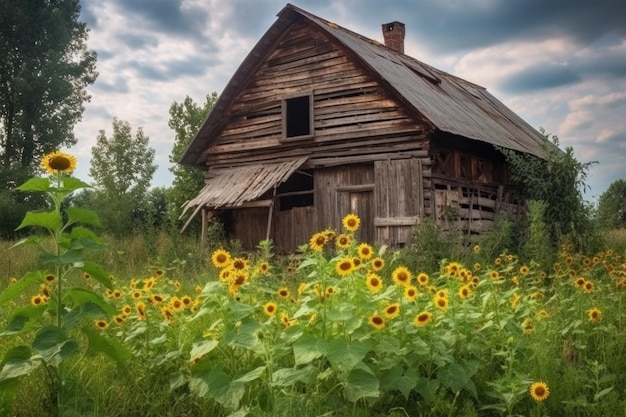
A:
15 177 51 192
0 271 41 307
65 207 102 228
15 210 62 232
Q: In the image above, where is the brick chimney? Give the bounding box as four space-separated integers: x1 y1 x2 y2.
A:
381 21 405 54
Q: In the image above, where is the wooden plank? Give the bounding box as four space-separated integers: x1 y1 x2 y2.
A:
335 184 374 192
374 217 419 226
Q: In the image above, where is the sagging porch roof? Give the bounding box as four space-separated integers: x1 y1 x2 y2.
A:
180 157 308 225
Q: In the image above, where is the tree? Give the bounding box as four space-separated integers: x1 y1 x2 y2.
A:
166 93 217 230
0 0 97 169
0 0 97 237
499 129 598 252
89 119 157 235
596 179 626 229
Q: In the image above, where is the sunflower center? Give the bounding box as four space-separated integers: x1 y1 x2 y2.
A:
49 156 72 171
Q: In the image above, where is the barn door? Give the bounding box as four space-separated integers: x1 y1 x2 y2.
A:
337 188 374 244
374 159 424 246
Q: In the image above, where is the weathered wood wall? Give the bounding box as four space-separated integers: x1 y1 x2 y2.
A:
274 206 317 254
203 20 431 170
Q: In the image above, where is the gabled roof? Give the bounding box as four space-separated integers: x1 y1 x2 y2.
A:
181 3 548 167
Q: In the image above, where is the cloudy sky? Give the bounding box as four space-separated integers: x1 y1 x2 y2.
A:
75 0 626 200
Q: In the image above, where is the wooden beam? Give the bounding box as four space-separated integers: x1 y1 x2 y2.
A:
374 217 420 227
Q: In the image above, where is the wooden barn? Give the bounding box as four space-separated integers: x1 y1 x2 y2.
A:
179 3 548 253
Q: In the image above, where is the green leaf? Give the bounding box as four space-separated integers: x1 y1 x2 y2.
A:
326 339 371 373
381 366 418 400
293 333 327 366
10 235 42 249
326 302 357 321
190 366 245 410
83 326 132 366
0 346 39 382
0 305 47 336
226 319 262 351
344 364 379 403
15 177 51 192
81 261 113 290
65 288 116 315
63 302 110 331
0 271 42 307
437 362 477 398
70 227 103 249
190 340 219 360
272 366 315 387
414 377 440 403
58 177 91 193
65 206 102 228
15 210 62 231
40 249 84 265
225 301 256 321
594 386 614 402
31 326 79 364
233 366 266 383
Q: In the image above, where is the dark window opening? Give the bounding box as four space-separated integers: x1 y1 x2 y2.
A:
285 95 312 138
276 170 314 211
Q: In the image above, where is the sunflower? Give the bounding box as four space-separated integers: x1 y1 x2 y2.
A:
231 257 248 271
161 306 175 323
143 277 156 291
263 301 277 317
489 270 500 281
357 243 374 260
136 301 147 320
325 286 336 297
131 290 142 299
472 244 480 253
458 285 471 300
519 265 529 275
277 287 291 299
574 277 586 288
510 292 521 309
40 150 77 175
473 262 481 271
392 266 412 286
309 232 327 252
112 289 122 299
368 313 385 330
94 319 109 330
383 303 401 319
335 257 355 276
416 272 429 287
414 311 432 327
511 276 520 286
231 271 249 287
588 307 602 323
211 249 231 269
522 318 534 334
434 296 449 312
494 257 502 266
342 213 361 232
529 381 550 402
366 273 383 293
256 261 270 275
371 257 385 271
149 293 164 305
170 297 184 311
44 274 56 284
181 295 193 308
583 280 595 294
335 234 353 250
404 285 418 301
113 314 126 325
122 305 132 316
31 295 46 306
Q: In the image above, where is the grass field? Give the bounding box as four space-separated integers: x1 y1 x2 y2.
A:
2 226 626 416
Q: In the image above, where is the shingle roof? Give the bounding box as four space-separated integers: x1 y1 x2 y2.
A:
180 3 548 167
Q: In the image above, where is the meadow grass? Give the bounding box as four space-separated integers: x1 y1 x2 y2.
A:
2 227 626 416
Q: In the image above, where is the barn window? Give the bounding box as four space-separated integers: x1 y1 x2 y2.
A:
282 94 313 140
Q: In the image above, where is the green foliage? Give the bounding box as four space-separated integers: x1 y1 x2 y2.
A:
596 179 626 229
88 119 157 236
167 93 218 231
522 200 553 269
498 130 597 252
0 0 97 240
0 158 122 415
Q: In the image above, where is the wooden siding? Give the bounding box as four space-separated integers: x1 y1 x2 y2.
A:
274 206 318 254
203 20 429 169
